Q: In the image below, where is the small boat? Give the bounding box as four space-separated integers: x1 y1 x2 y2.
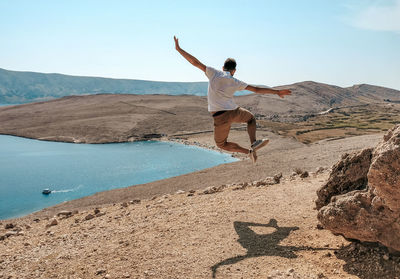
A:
42 189 51 195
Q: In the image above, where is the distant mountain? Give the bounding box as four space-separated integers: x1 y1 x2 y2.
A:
0 68 208 104
1 68 400 115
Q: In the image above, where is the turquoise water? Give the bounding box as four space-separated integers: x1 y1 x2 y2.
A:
0 135 237 220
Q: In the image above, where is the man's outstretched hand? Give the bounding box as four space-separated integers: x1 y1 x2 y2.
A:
173 36 206 72
277 89 291 98
174 36 181 51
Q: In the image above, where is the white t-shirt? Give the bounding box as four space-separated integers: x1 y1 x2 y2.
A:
205 66 248 112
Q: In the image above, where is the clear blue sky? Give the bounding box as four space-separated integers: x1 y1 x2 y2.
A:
1 0 399 89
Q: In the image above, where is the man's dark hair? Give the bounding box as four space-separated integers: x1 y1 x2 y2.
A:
223 58 236 71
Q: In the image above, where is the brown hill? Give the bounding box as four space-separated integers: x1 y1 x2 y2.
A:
237 81 400 122
0 94 211 143
1 82 400 143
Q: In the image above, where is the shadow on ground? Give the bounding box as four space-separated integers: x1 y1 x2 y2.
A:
334 241 400 279
211 219 332 278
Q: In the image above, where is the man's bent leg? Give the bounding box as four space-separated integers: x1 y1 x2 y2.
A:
217 141 249 154
214 114 250 154
247 117 256 144
232 108 257 144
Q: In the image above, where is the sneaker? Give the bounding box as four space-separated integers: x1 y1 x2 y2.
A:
251 138 269 152
249 149 257 164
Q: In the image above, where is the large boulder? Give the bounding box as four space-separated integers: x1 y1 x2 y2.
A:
315 148 373 210
316 125 400 252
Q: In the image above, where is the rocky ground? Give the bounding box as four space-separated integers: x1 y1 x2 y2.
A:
1 172 400 279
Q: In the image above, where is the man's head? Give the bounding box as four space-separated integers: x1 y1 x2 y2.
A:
223 58 236 76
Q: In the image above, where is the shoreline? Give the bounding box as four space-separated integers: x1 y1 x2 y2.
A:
1 131 384 222
0 134 239 221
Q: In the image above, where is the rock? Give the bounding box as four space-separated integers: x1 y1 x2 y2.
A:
0 235 5 241
5 231 18 237
294 168 303 175
315 148 373 210
84 214 95 221
316 125 400 252
202 187 215 194
95 269 107 275
274 173 283 183
104 274 111 279
383 254 389 260
129 199 140 204
316 167 325 174
13 226 23 232
300 171 309 178
4 223 14 229
94 208 100 214
48 219 58 226
33 218 40 222
262 177 275 185
202 185 225 194
256 180 266 187
57 210 72 217
316 223 324 230
368 127 400 211
175 190 185 194
121 202 128 208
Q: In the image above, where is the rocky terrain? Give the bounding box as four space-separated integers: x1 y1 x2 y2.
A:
2 172 400 279
316 125 400 253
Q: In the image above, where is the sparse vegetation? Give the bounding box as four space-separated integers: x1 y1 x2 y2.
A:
258 103 400 143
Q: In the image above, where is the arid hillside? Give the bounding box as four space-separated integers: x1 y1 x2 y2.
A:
237 81 400 122
0 94 211 143
1 86 400 144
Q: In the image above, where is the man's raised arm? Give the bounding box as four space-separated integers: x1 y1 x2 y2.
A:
174 36 206 72
245 85 292 99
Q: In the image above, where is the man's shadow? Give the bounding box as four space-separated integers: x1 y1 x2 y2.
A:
211 219 329 278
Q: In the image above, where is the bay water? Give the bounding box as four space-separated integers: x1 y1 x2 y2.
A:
0 135 237 220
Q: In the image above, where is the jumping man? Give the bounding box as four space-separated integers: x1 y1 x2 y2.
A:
174 36 291 163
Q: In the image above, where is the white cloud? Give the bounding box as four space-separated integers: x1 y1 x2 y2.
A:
352 0 400 32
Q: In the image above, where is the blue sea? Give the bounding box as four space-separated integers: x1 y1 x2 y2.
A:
0 135 237 220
